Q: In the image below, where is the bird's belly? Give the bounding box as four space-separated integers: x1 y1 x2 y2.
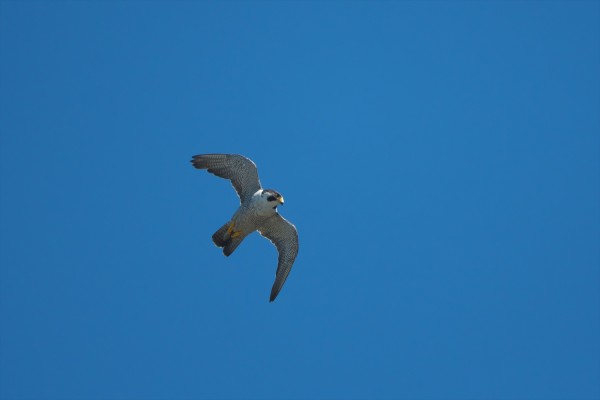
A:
231 211 259 232
232 208 273 231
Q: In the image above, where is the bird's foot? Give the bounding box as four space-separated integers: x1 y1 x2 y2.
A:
227 223 235 235
227 223 242 238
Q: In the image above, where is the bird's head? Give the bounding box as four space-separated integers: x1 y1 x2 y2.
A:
262 189 284 209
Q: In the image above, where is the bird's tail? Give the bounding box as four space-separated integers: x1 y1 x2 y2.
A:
212 222 246 257
212 222 230 248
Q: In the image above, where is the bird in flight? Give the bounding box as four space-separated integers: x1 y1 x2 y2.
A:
191 153 299 302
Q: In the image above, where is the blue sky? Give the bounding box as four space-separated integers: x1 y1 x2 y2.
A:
1 1 599 399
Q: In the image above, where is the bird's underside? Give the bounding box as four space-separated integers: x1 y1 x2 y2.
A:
191 153 299 302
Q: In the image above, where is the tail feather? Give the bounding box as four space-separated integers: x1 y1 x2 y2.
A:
212 223 230 248
223 237 244 257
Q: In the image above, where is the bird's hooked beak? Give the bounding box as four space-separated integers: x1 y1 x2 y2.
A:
279 196 285 205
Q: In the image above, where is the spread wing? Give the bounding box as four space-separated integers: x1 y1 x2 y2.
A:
258 214 299 302
191 154 262 203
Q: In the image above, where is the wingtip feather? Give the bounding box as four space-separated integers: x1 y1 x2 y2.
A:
269 287 280 302
190 155 208 169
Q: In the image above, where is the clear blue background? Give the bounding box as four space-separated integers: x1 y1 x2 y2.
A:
1 1 599 399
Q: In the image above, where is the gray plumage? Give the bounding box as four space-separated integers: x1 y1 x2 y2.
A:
258 214 299 302
191 154 261 203
191 153 299 302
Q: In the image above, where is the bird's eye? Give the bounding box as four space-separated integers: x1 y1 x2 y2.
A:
267 196 277 202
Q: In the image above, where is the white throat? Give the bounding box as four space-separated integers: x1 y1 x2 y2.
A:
251 190 279 217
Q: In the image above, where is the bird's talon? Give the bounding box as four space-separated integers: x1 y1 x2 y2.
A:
226 223 235 235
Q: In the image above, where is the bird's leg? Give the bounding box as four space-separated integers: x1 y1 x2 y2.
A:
227 222 243 238
227 222 235 235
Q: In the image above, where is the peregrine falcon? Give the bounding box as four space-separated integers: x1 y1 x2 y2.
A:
191 153 299 302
